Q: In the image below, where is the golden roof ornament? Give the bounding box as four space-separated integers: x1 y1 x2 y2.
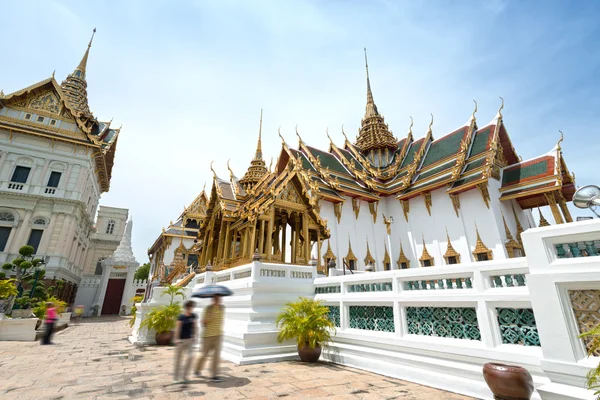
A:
364 238 376 266
557 130 564 152
538 207 550 227
473 224 493 260
210 161 217 179
419 235 434 266
60 28 96 121
354 48 397 156
443 229 461 264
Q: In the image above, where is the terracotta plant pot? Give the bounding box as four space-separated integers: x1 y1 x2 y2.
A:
298 344 321 363
482 362 534 400
155 331 173 346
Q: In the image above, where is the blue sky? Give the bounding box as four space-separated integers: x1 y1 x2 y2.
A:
1 0 599 263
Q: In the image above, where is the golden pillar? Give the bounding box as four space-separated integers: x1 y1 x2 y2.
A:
317 230 322 269
258 219 266 255
223 222 231 261
266 209 274 260
303 212 310 263
557 193 573 223
249 222 257 257
281 214 287 262
544 191 564 224
216 217 226 263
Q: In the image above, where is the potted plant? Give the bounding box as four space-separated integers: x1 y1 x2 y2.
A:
579 326 600 399
139 285 185 345
2 245 45 298
128 295 144 328
276 297 336 363
0 279 18 314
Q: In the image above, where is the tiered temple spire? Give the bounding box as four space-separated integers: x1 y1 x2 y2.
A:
354 49 397 167
60 28 96 121
239 109 268 191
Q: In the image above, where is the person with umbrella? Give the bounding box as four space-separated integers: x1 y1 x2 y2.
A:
192 284 232 382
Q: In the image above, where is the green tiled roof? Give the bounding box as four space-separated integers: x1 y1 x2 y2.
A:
463 157 486 174
289 149 316 171
400 140 421 169
339 149 364 171
502 157 551 186
421 127 467 168
306 146 349 176
450 173 482 188
404 174 451 194
415 160 455 181
469 128 491 157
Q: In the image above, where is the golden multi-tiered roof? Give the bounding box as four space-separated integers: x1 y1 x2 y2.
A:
354 49 397 167
239 110 268 192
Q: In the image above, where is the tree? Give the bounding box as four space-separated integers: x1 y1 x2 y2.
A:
134 263 150 281
1 245 45 298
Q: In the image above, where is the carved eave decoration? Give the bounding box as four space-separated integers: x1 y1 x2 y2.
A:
422 192 432 216
443 232 461 264
473 226 493 261
419 237 435 267
477 183 491 208
352 198 361 219
400 199 409 222
368 201 378 223
382 214 392 235
450 194 460 217
333 202 343 223
323 240 336 264
364 239 376 267
397 242 410 269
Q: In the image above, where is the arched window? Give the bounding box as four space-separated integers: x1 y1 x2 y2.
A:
33 218 47 226
106 220 115 234
0 212 15 222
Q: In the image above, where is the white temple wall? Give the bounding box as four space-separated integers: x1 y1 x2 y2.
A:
386 195 417 266
162 237 195 266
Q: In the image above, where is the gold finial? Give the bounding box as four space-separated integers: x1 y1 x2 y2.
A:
295 124 303 143
202 182 206 193
210 161 217 178
269 157 273 172
254 109 263 160
227 159 235 178
538 207 550 227
498 96 504 119
408 116 414 135
278 127 285 144
363 47 378 118
0 89 4 98
52 70 55 79
76 27 97 76
472 99 478 120
341 125 349 142
428 113 434 132
326 128 334 145
557 130 564 151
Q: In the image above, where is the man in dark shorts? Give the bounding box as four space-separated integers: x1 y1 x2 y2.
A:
173 300 197 384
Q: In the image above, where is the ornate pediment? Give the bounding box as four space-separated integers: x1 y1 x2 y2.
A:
278 182 304 205
28 90 61 115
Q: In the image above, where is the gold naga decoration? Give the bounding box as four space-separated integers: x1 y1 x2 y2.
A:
368 201 378 223
422 192 432 216
450 194 460 217
364 238 376 267
443 229 461 264
419 235 434 267
397 241 410 269
351 198 361 219
472 224 493 261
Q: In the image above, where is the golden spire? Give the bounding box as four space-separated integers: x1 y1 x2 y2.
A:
76 28 96 78
419 235 434 266
408 116 414 137
428 113 434 134
364 48 378 118
497 96 504 120
255 109 263 160
471 99 478 121
239 110 268 190
557 130 564 152
61 28 96 120
227 159 235 179
444 229 460 263
355 49 397 158
511 204 524 247
538 207 550 227
501 212 514 240
364 237 375 265
210 161 217 179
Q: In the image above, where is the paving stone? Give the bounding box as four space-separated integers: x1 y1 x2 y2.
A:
0 316 475 400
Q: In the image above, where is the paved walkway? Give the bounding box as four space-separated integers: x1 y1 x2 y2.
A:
0 317 474 400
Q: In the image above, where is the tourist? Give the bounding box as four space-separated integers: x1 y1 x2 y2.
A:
41 302 57 345
194 295 224 382
173 300 197 384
